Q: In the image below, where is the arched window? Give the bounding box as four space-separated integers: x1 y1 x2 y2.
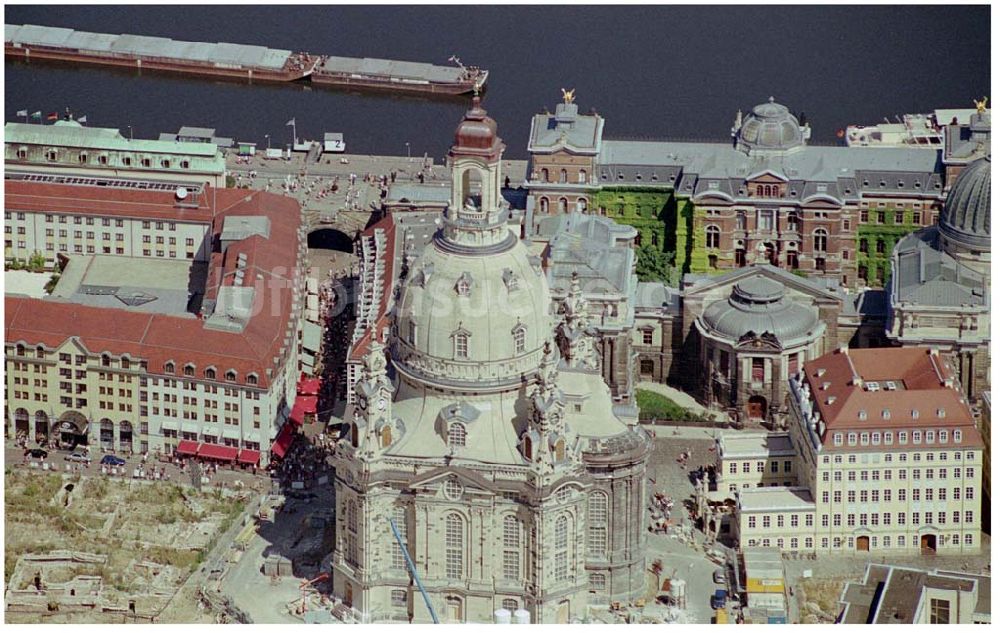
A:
184 364 195 377
706 225 721 249
391 505 408 570
859 239 869 254
164 361 175 374
380 424 392 447
445 513 464 579
502 515 521 580
101 353 111 367
559 169 568 184
205 367 216 380
578 169 587 184
35 345 45 359
448 423 467 447
247 374 258 386
553 437 566 461
407 320 417 346
540 168 549 183
558 197 568 214
350 423 359 447
588 492 609 556
876 238 886 254
522 434 533 460
120 356 129 369
554 515 569 582
225 370 236 382
502 598 518 612
345 499 359 565
513 326 526 354
813 228 828 252
539 197 549 214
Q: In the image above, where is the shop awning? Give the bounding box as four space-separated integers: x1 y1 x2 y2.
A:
176 440 200 456
298 376 322 395
237 449 261 465
300 395 318 413
290 403 306 426
198 443 238 461
271 425 295 458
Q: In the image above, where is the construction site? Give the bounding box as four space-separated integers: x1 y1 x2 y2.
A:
3 468 250 623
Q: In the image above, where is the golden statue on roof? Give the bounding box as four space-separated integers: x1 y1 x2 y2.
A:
974 96 988 113
561 88 575 104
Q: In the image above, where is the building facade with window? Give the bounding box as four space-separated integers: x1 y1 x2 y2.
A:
734 347 984 555
680 264 842 424
526 96 947 287
524 93 604 216
838 563 991 624
330 99 650 624
887 155 990 402
5 183 305 467
4 179 214 267
4 120 226 188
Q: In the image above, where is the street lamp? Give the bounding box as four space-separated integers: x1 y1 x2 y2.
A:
405 142 411 160
127 125 133 141
265 134 271 150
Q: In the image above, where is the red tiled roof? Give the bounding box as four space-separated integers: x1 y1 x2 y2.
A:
198 443 238 461
802 348 983 449
5 179 217 223
348 215 397 362
5 184 303 389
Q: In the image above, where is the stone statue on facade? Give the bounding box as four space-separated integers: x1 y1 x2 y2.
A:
561 88 576 104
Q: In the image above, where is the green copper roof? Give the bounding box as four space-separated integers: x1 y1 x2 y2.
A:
5 121 221 157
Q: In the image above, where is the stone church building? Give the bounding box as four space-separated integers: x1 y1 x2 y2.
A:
330 99 651 623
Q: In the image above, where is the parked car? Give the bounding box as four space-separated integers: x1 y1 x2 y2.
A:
710 588 728 609
24 448 48 459
65 450 91 463
713 569 727 585
100 454 126 467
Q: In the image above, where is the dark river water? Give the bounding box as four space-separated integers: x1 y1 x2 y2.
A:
5 5 991 159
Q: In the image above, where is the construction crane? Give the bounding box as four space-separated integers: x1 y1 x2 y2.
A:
388 517 439 624
298 572 330 614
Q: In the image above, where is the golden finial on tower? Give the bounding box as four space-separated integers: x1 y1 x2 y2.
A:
561 88 576 105
974 96 988 113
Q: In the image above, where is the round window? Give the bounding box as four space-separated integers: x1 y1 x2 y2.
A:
444 479 463 500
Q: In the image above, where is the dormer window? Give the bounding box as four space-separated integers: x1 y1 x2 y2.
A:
247 374 258 386
512 325 526 354
164 361 175 374
455 273 472 297
225 370 236 382
448 422 467 447
205 367 216 380
954 429 962 442
502 269 519 291
936 408 945 418
452 327 471 359
101 353 111 367
184 364 195 377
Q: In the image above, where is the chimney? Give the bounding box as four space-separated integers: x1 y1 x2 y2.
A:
838 345 848 355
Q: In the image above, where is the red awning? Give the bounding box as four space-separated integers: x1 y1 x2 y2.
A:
237 449 261 465
299 395 318 414
176 440 200 456
290 402 306 426
298 377 321 396
198 443 238 461
271 425 296 458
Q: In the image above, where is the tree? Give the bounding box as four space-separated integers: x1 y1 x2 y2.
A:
634 244 674 283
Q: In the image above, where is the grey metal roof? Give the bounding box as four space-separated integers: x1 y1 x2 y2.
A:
387 183 451 205
598 139 943 199
892 228 988 307
736 98 807 154
528 102 604 154
6 24 291 70
635 281 681 311
540 212 636 296
699 271 822 344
